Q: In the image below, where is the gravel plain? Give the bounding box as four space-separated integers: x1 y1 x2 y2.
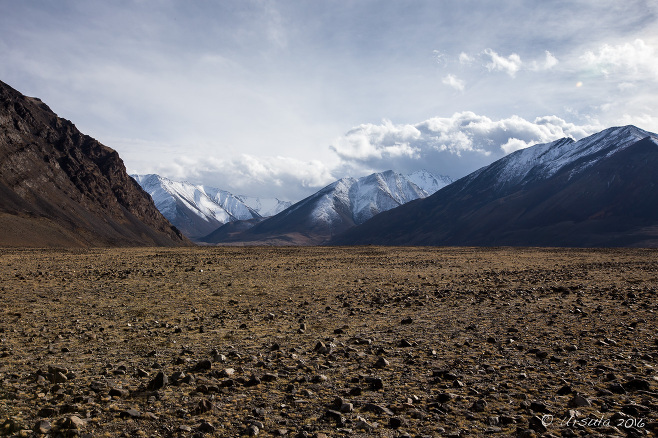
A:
0 246 656 437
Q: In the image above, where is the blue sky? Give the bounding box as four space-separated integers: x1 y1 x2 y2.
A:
2 0 657 200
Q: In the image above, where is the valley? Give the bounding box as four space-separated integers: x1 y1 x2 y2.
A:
0 247 656 437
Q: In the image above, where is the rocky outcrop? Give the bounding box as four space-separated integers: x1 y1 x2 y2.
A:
0 79 191 247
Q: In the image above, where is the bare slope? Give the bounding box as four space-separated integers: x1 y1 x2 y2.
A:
0 80 190 247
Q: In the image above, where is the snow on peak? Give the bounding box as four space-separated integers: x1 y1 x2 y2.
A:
407 169 454 195
131 174 293 238
307 169 452 226
484 125 658 190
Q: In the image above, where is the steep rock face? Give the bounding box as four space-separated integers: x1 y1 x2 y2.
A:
0 79 190 247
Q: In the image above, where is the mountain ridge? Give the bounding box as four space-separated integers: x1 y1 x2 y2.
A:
331 125 658 247
0 79 191 247
132 173 292 240
204 169 452 245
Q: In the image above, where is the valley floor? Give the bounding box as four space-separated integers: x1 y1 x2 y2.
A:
0 247 656 437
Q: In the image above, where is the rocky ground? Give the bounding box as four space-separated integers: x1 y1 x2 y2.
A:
0 246 656 437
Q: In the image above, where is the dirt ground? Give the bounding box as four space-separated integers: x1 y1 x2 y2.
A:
0 246 656 437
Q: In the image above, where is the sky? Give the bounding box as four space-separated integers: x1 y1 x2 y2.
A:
2 0 658 201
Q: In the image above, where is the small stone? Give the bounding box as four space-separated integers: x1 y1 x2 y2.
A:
311 374 328 383
607 382 626 394
623 378 650 391
354 416 377 431
569 393 591 407
363 403 394 416
528 415 547 433
324 409 344 423
60 415 86 430
349 385 363 395
109 387 129 398
340 403 353 413
398 339 412 347
436 392 454 403
262 373 278 382
557 384 572 395
365 376 384 390
35 419 51 434
472 399 487 412
197 421 215 433
529 401 548 413
136 368 150 378
51 371 68 383
374 357 389 368
196 399 214 414
246 424 260 436
389 417 403 429
37 407 58 417
245 375 261 387
193 359 212 371
119 408 142 419
400 317 413 325
146 371 167 390
218 368 235 377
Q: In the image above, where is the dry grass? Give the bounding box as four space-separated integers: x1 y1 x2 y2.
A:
0 247 656 437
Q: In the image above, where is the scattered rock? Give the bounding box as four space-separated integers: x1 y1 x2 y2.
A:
146 371 168 390
60 415 86 430
569 393 591 408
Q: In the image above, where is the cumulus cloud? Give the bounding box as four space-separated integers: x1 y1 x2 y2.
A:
330 112 602 179
581 39 658 79
483 49 523 77
442 74 465 91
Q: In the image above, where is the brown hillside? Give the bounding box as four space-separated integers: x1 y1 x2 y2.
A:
0 80 191 247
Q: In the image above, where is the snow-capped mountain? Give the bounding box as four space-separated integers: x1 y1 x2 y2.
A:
236 195 293 218
407 169 454 194
464 125 657 191
333 125 658 247
207 170 452 245
132 174 291 240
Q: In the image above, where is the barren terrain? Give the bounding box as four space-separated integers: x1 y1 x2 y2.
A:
0 247 656 437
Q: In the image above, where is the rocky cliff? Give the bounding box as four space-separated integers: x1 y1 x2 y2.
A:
0 79 191 247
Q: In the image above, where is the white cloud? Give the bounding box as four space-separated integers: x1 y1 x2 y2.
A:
330 112 602 178
483 49 523 77
617 113 658 133
442 74 465 91
581 39 658 79
142 154 336 201
459 52 474 64
531 50 558 70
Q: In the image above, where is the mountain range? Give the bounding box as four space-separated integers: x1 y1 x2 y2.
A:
332 125 658 247
0 79 190 247
3 78 658 248
202 169 452 245
132 174 292 240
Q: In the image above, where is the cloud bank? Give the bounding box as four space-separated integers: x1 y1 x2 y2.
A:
329 112 601 180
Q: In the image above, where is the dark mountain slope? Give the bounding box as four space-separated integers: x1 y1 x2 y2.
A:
0 79 191 247
332 127 658 247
